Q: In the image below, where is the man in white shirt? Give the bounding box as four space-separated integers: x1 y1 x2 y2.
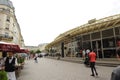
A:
86 49 90 54
82 49 86 60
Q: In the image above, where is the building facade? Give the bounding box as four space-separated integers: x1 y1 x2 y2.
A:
0 0 24 47
46 14 120 58
38 43 48 52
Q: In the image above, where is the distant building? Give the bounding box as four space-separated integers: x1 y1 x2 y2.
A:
0 0 24 47
38 43 48 52
25 46 38 51
25 43 48 53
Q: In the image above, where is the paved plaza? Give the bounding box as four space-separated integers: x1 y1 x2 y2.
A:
18 58 115 80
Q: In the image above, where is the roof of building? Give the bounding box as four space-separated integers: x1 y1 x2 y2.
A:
46 14 120 48
0 0 14 9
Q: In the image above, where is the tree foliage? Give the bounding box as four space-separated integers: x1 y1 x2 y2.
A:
35 49 41 53
30 50 35 54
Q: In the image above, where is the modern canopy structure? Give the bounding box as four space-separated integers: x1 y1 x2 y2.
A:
46 14 120 58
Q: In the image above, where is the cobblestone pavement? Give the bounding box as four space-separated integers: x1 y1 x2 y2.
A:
17 58 115 80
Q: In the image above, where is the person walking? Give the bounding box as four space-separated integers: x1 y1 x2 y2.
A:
34 56 38 63
4 52 18 80
89 49 98 76
116 47 120 60
34 54 38 63
111 66 120 80
111 48 120 80
82 49 86 60
57 53 61 60
84 49 90 66
86 49 90 55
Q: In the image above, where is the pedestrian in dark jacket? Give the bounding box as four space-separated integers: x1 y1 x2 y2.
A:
111 66 120 80
4 52 18 80
111 48 120 80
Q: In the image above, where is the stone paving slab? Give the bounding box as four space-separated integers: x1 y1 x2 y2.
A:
17 58 114 80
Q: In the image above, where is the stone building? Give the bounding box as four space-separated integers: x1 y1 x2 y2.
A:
0 0 24 47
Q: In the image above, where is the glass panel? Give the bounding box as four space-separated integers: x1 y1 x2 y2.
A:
92 41 96 50
97 40 101 49
82 34 90 41
103 49 116 58
115 27 120 35
98 50 103 58
82 41 91 49
102 28 114 38
102 37 115 48
76 41 81 52
116 36 120 47
91 32 100 39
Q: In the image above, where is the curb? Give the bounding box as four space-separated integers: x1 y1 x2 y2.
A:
47 57 120 67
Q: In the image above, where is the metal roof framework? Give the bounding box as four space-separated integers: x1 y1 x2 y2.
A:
46 14 120 49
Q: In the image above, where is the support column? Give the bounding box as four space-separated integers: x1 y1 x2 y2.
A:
61 42 64 58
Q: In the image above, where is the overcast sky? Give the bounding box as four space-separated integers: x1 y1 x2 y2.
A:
11 0 120 46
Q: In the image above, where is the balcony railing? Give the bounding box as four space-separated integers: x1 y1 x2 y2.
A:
0 34 13 41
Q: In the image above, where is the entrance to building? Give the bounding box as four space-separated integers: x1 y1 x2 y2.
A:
92 40 103 58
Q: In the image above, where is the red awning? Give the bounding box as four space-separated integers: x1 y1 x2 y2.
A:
0 41 20 52
19 48 29 53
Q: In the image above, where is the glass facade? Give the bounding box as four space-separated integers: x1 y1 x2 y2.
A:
75 26 120 58
48 23 120 58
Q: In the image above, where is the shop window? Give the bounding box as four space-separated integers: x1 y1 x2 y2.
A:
102 38 115 48
92 40 101 50
102 28 114 38
103 50 116 58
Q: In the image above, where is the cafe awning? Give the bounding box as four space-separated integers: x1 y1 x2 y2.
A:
0 41 20 52
19 48 29 53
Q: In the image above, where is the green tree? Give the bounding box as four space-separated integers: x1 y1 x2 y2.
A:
30 50 35 54
35 49 41 53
